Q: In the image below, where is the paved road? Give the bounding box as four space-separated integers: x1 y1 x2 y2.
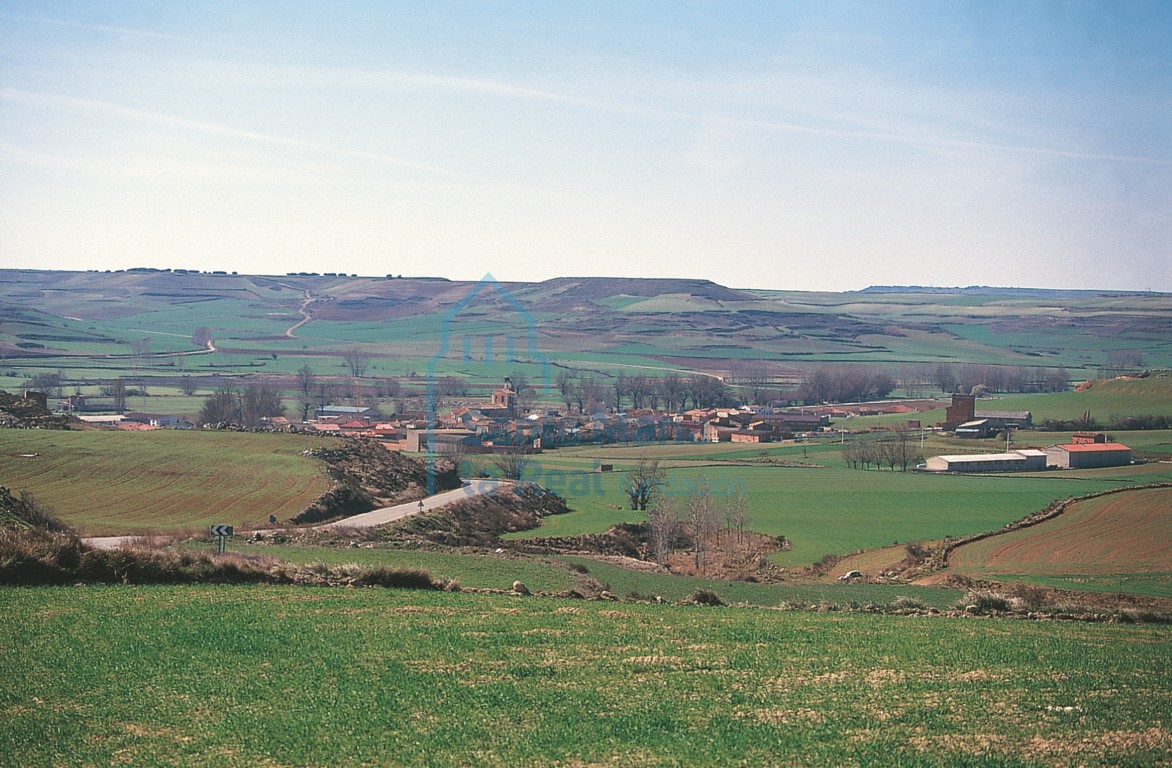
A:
82 478 507 549
316 478 505 529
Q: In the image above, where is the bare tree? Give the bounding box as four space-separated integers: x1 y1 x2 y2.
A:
131 337 152 367
296 363 316 397
492 443 531 481
298 397 315 422
628 375 650 409
191 327 213 348
659 373 684 413
342 348 370 378
555 370 576 413
624 457 665 511
112 378 127 414
240 382 285 427
509 371 535 415
179 375 198 396
576 375 604 414
724 486 747 547
647 496 680 565
687 476 718 574
199 385 239 424
612 372 627 411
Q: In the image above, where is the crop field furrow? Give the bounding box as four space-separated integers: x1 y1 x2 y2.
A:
0 431 332 534
948 487 1172 596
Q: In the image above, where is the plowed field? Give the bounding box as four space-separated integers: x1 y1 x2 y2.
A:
947 487 1172 595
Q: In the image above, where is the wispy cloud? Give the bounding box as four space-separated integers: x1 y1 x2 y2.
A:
0 88 463 178
0 13 245 51
259 63 1172 168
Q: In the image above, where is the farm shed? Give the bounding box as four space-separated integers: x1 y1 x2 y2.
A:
1046 442 1132 469
925 450 1047 473
955 419 992 438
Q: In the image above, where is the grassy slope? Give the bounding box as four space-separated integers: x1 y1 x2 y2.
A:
1 586 1169 767
974 376 1172 421
0 430 335 534
947 487 1172 597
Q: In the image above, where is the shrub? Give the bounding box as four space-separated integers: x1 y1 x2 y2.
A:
688 589 725 606
353 567 438 590
889 595 928 611
960 590 1012 614
1008 582 1048 611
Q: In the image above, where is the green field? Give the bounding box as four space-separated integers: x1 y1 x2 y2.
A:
502 446 1172 567
0 430 335 535
973 376 1172 422
1 586 1168 767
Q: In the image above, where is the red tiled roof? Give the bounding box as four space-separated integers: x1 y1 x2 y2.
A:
1053 443 1131 452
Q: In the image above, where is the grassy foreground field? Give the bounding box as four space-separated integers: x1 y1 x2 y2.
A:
0 431 334 535
948 487 1172 598
1 585 1169 767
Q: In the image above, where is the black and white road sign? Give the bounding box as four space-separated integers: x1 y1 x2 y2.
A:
209 525 234 537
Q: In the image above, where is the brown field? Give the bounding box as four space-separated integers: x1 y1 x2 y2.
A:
948 487 1172 576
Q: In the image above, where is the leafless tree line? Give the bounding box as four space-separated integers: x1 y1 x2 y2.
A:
199 382 286 427
841 427 922 471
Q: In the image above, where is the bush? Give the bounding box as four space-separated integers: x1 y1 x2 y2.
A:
960 590 1012 614
0 528 85 584
889 595 928 611
353 567 438 590
1008 582 1048 611
687 589 725 606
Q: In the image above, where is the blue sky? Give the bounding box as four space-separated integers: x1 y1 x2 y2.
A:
1 1 1168 290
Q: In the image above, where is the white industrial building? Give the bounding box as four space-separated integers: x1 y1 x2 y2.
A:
1046 443 1132 469
925 449 1048 473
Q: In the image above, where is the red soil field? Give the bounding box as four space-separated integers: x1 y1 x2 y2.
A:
948 487 1172 576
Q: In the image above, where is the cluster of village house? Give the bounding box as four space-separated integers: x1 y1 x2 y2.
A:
61 385 1133 472
314 379 839 452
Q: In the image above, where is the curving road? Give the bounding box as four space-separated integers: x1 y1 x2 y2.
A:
82 478 507 549
316 478 506 530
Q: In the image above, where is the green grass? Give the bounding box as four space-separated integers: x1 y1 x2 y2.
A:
505 446 1172 566
561 557 963 609
973 376 1172 421
1 585 1169 767
241 544 578 593
0 430 335 535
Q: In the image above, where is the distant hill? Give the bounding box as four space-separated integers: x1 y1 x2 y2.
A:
0 269 1169 381
858 285 1164 297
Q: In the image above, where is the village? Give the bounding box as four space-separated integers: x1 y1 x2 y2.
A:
44 380 1134 474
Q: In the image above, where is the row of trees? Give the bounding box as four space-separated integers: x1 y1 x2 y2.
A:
841 428 923 471
198 383 286 427
555 371 731 413
796 366 896 405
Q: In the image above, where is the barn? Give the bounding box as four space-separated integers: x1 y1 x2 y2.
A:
1046 442 1132 469
925 449 1047 473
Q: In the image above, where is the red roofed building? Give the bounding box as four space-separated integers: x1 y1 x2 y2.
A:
1046 442 1132 469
